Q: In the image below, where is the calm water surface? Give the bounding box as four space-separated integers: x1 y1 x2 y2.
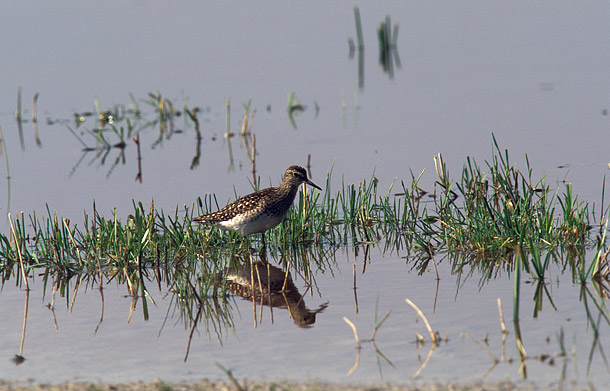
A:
1 249 606 385
1 0 610 387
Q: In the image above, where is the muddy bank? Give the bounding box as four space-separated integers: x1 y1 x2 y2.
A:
0 378 591 391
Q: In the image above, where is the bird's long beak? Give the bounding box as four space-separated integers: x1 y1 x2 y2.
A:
305 178 322 191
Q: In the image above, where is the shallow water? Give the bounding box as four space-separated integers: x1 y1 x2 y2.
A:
1 0 610 388
0 246 607 386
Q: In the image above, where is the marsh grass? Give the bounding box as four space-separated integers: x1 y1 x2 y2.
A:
353 7 364 50
2 136 610 365
377 15 400 78
1 138 608 322
0 153 604 273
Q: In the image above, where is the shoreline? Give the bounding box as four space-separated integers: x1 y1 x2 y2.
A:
0 378 592 391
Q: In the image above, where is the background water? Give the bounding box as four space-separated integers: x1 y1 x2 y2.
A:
1 0 610 387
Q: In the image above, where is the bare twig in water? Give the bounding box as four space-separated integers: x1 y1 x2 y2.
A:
461 331 499 364
19 289 29 359
343 316 361 347
352 263 359 313
134 133 142 183
406 298 439 378
412 342 435 378
343 316 361 375
247 109 256 134
497 298 508 334
405 298 438 345
497 298 509 361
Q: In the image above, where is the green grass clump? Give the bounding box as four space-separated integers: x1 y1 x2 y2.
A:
434 140 582 257
0 137 608 297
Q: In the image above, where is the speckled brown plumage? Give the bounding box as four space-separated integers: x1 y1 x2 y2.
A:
193 165 321 236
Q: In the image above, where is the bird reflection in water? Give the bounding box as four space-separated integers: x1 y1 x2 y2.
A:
223 261 328 328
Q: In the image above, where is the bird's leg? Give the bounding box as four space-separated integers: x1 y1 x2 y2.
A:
259 232 267 259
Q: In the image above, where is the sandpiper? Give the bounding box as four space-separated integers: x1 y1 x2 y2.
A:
193 165 321 245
